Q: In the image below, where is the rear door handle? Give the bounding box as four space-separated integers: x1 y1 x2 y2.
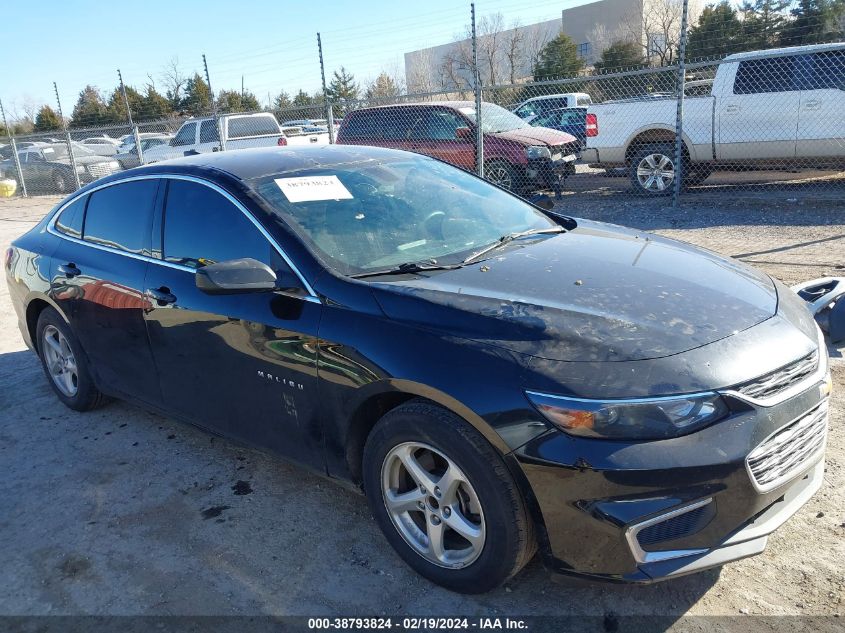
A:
57 263 81 278
145 287 177 306
725 104 740 114
803 99 822 109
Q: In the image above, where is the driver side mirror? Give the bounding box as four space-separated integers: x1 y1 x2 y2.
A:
456 126 473 140
196 258 278 295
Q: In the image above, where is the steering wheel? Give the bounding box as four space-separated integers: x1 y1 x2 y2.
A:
422 211 446 239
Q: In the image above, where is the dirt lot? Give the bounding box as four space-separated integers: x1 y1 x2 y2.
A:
0 191 843 622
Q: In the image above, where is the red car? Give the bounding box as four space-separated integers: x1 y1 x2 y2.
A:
336 101 579 195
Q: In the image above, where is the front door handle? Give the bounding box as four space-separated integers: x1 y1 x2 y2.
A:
803 99 822 109
57 263 81 278
146 287 177 306
725 104 741 114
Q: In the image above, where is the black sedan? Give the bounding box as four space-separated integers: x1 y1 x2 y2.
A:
4 146 831 593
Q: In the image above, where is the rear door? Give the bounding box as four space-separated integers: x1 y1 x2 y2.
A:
142 177 324 466
718 56 800 160
49 178 163 405
795 49 845 159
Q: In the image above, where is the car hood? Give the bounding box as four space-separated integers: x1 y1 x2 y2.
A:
493 126 577 148
370 220 777 362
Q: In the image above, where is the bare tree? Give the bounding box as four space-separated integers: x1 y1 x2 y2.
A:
406 49 441 94
502 19 525 84
623 0 701 66
161 57 187 106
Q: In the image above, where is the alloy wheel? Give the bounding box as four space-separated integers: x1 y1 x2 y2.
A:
636 153 675 192
381 441 486 569
486 165 513 190
42 325 79 397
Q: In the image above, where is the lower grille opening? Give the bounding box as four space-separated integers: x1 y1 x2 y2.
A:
637 502 714 549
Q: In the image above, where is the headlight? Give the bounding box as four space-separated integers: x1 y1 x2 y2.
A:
108 161 120 169
526 146 551 160
525 391 729 440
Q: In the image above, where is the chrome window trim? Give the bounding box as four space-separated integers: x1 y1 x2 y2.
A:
720 326 828 407
525 389 720 405
624 498 713 564
45 173 321 304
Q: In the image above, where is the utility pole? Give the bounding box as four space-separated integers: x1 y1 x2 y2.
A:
54 82 81 191
317 33 335 144
0 99 27 197
203 53 225 151
118 69 144 166
672 0 690 208
471 2 484 178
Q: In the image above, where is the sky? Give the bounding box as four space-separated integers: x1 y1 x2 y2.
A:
2 0 597 121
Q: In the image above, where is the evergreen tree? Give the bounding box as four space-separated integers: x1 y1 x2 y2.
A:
139 86 171 119
687 2 749 59
365 72 402 100
326 67 359 103
292 90 315 107
780 0 845 45
532 31 584 80
240 90 260 111
594 41 646 73
741 0 791 48
182 74 212 116
273 91 292 110
105 85 145 123
70 85 109 127
34 106 62 132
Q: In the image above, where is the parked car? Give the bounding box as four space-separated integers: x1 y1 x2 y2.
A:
141 113 324 163
6 146 830 593
114 135 173 169
529 107 588 149
79 137 121 156
582 42 845 194
0 143 121 192
512 93 592 123
336 101 579 194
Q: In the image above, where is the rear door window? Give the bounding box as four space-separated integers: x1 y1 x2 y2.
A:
82 179 159 255
199 120 220 143
54 195 87 239
734 56 797 94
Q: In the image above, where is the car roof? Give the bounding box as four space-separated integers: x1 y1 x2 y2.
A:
519 93 589 105
353 101 476 111
102 145 422 183
724 42 845 61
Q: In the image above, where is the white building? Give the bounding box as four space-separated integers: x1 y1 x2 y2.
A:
404 0 701 92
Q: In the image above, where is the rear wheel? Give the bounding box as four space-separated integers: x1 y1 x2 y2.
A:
363 400 535 593
630 144 676 195
52 170 69 193
36 307 107 411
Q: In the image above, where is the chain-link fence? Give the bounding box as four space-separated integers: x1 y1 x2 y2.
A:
1 7 843 205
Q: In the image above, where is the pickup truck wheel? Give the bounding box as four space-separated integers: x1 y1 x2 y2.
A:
630 145 675 195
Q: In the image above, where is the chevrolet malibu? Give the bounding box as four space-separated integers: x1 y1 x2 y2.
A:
5 146 831 593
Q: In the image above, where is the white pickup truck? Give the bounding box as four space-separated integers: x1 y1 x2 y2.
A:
581 43 845 194
141 112 329 164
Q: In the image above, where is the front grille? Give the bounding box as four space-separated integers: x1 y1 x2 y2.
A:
86 163 115 179
746 401 828 492
637 504 712 547
736 351 818 401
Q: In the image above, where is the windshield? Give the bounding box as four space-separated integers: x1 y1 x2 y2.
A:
459 103 532 134
250 154 556 276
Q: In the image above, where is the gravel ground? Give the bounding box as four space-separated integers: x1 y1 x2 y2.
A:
0 192 843 621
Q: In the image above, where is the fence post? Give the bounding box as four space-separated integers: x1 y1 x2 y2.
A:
54 82 81 192
203 54 225 152
0 99 27 197
471 2 483 178
118 69 144 165
317 33 336 144
672 0 690 208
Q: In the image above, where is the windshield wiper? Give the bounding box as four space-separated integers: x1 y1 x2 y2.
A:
349 260 462 279
462 226 565 265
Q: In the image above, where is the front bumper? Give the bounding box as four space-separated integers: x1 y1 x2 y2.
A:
515 374 829 583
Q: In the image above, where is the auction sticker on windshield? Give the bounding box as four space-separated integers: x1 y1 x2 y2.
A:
275 175 353 203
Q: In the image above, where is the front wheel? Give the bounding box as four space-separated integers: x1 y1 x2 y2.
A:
484 160 518 191
52 170 70 194
363 400 535 593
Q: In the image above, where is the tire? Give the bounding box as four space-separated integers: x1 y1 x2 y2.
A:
52 170 69 194
629 144 676 196
36 307 107 412
484 160 518 192
363 400 535 593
